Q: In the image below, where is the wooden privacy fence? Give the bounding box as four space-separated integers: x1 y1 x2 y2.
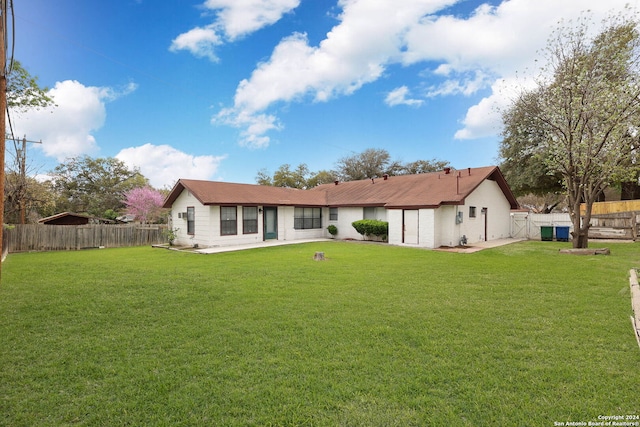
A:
588 212 639 240
581 200 640 215
4 224 168 253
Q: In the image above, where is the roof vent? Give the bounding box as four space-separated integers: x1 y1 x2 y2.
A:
334 180 339 185
444 167 451 174
383 174 389 180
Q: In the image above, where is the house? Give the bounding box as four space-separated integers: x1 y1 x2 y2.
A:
38 212 115 225
162 166 519 249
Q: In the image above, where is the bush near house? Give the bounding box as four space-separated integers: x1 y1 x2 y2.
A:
352 219 388 241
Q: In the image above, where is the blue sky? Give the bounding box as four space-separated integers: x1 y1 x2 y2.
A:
12 0 640 188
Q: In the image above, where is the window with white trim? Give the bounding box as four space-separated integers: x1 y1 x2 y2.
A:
187 206 195 235
220 206 237 235
294 207 322 229
243 207 258 234
329 207 338 221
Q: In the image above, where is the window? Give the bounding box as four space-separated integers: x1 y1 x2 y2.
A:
294 207 322 229
243 206 258 234
363 207 376 219
469 206 477 218
329 207 338 221
220 206 237 235
187 206 195 235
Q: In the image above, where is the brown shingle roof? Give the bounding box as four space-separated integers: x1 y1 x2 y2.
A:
163 179 327 208
311 166 518 209
162 167 518 210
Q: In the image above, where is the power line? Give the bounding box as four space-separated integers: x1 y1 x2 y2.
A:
0 0 12 278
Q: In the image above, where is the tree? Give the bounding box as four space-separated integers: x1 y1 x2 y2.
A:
306 170 337 187
6 61 54 113
256 164 336 188
124 186 165 223
257 150 451 187
273 164 310 189
335 149 451 180
399 159 451 175
3 173 55 223
335 148 391 181
503 13 640 248
50 156 148 217
499 90 565 197
4 61 56 223
255 168 273 186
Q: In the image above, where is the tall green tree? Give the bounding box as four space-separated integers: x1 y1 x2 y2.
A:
334 149 451 180
50 156 148 217
503 13 640 248
6 61 54 113
399 159 451 175
256 164 335 189
4 173 56 223
4 61 56 223
257 150 451 187
335 148 391 181
499 90 564 197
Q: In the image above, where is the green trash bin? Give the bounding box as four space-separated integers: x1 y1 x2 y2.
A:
541 226 554 241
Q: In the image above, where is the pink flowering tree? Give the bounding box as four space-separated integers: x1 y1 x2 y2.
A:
123 186 165 223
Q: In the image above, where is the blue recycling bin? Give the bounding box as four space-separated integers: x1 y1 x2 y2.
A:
555 226 570 242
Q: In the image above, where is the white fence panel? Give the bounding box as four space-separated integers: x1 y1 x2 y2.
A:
510 212 572 240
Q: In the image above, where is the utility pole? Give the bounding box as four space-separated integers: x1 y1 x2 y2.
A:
0 0 7 280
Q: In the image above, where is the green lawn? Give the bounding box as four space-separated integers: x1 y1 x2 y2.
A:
0 241 639 426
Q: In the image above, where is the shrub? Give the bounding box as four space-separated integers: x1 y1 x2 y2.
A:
327 224 338 237
351 219 388 241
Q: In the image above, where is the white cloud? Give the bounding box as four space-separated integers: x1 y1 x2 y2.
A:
216 0 640 145
402 0 639 139
169 26 222 61
170 0 300 60
116 143 227 188
204 0 301 39
220 0 456 146
385 86 423 107
12 80 137 161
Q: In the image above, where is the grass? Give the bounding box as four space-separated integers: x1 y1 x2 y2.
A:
0 240 639 426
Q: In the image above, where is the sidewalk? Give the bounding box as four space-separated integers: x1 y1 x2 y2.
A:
181 237 526 254
433 237 527 253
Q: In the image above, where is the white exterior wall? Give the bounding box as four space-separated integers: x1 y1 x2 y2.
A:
387 180 512 249
387 210 403 245
328 207 371 240
278 206 326 241
387 209 437 248
457 179 512 244
434 206 456 247
170 198 330 248
170 200 268 248
169 189 209 247
418 209 436 248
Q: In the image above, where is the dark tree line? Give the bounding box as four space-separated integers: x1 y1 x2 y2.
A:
256 148 451 189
